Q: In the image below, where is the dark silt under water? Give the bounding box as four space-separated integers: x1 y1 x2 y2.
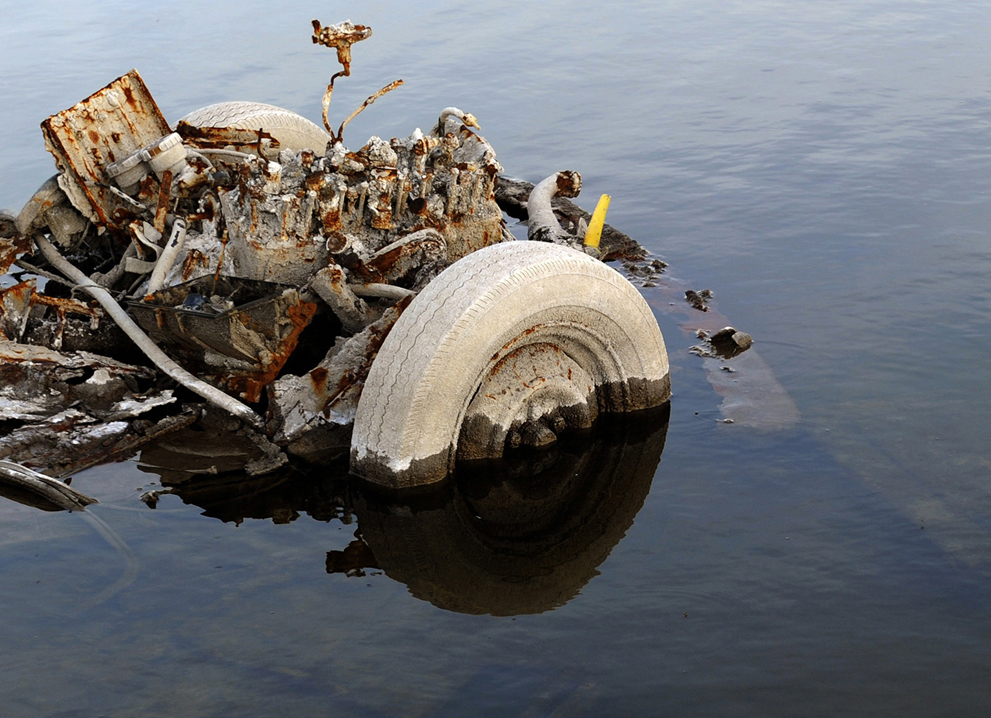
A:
2 1 991 715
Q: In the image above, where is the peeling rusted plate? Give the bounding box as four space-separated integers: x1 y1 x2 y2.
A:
41 70 171 227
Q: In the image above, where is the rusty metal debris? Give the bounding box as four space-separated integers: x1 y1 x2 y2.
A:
310 20 402 144
41 70 174 231
129 276 317 403
1 19 668 502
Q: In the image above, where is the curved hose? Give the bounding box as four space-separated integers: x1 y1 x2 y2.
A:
34 234 264 429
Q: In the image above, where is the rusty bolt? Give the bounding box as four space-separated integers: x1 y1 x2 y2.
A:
312 20 373 74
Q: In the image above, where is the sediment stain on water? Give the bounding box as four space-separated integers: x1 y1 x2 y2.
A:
3 1 991 715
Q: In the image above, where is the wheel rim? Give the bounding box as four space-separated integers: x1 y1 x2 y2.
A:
457 342 598 460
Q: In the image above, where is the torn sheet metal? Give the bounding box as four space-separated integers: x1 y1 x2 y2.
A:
0 339 183 477
0 405 199 481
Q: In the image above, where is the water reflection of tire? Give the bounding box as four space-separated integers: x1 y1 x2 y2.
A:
353 408 669 616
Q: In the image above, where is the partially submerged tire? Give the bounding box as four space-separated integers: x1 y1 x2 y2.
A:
177 102 331 153
350 241 670 489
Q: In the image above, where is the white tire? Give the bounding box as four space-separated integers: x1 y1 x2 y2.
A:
177 102 331 153
350 241 670 488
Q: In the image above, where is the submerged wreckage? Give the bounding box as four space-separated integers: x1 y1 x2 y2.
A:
0 21 669 503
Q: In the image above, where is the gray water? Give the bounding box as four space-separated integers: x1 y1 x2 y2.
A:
3 1 991 715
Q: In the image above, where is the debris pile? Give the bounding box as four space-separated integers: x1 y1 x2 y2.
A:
1 20 673 504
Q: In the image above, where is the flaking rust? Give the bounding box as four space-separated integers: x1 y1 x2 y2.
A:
0 19 640 501
41 70 172 230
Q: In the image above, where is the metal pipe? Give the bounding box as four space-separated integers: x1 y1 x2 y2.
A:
349 283 416 300
146 218 187 295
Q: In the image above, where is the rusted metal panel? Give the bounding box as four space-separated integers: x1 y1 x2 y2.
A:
129 276 317 402
0 221 33 276
174 123 279 155
266 298 409 448
41 70 171 228
0 280 34 340
0 279 100 345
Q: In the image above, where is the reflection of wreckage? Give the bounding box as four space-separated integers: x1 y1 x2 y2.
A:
0 21 670 504
137 408 669 616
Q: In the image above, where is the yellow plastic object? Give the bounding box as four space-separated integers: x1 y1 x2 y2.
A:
584 194 611 248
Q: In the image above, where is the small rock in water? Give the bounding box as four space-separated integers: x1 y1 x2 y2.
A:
685 290 710 312
731 331 753 349
140 490 161 508
710 326 753 350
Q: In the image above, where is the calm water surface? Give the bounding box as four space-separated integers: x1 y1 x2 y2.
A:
2 1 991 715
